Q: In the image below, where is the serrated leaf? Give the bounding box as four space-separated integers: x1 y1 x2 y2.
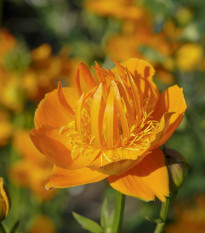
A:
101 198 109 228
72 212 103 233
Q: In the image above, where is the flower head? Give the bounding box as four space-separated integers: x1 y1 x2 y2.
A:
31 58 186 202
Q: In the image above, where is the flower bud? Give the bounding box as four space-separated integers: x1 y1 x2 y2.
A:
0 178 10 222
163 147 189 197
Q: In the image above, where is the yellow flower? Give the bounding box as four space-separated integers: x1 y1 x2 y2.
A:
0 72 24 112
0 177 10 222
28 215 56 233
176 43 204 72
9 131 55 201
31 58 186 202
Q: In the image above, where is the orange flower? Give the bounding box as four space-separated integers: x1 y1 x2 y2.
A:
0 111 13 146
84 0 145 21
0 29 17 65
22 44 81 102
28 215 56 233
31 58 186 202
165 195 205 233
9 131 55 201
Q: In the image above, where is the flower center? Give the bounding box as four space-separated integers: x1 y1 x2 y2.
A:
59 66 160 164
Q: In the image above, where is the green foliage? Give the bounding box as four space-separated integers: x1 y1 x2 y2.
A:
3 43 31 72
72 212 103 233
101 198 114 233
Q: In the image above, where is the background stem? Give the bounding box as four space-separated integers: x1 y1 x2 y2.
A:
154 197 170 233
112 191 125 233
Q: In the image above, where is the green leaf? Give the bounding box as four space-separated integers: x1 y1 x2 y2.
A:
10 221 20 233
72 212 103 233
101 198 109 228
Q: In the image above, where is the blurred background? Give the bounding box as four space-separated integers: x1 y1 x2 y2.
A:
0 0 205 232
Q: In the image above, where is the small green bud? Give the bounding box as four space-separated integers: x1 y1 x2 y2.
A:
163 147 189 197
0 178 10 222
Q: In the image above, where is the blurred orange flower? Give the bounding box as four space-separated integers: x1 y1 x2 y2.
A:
9 131 55 201
165 195 205 233
105 16 179 85
0 111 13 146
84 0 145 21
0 29 17 65
0 70 24 112
28 215 56 233
22 44 80 102
31 58 186 202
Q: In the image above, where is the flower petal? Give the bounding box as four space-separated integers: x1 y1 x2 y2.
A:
89 148 150 175
30 126 72 169
90 83 103 146
108 148 169 202
75 62 96 95
46 165 108 189
112 58 159 111
35 85 78 128
119 58 155 80
104 86 114 148
30 126 101 170
152 85 187 147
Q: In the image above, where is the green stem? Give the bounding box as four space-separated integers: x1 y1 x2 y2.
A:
0 223 6 233
112 191 125 233
154 197 170 233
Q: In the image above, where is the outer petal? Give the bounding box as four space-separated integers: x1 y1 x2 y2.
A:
30 126 72 169
35 85 78 129
108 148 169 202
89 149 150 175
30 126 101 170
119 58 155 80
46 165 108 189
152 85 187 147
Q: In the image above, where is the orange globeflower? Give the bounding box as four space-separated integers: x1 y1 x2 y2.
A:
31 58 186 202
